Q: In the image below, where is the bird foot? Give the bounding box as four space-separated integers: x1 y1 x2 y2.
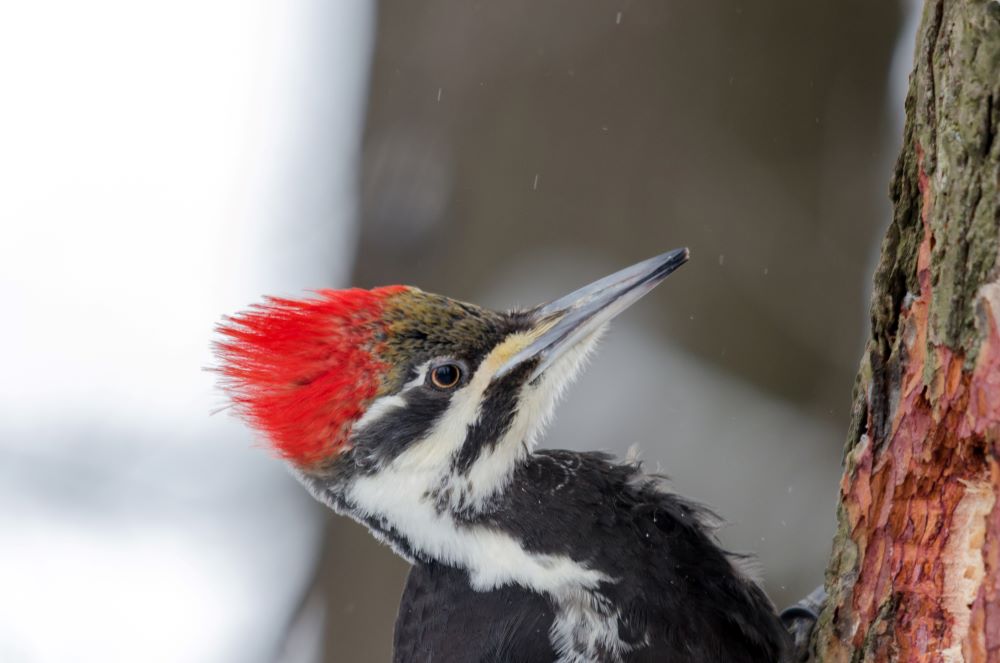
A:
780 585 827 662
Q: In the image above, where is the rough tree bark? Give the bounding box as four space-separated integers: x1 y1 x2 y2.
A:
813 0 1000 660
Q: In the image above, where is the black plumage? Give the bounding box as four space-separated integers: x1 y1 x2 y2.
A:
394 562 557 663
393 451 792 663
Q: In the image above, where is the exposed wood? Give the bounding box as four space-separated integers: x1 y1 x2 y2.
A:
815 1 1000 660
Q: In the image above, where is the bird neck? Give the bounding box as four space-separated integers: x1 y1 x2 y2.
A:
302 443 530 564
318 452 613 605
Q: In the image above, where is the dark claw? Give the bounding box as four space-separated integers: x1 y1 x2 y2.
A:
780 585 827 662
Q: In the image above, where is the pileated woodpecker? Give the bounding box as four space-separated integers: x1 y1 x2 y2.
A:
216 250 792 662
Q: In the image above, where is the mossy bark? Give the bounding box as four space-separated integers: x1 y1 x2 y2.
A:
814 1 1000 660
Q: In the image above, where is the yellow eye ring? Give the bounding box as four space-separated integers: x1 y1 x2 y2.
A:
430 363 462 390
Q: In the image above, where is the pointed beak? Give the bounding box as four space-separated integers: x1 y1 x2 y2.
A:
495 248 689 382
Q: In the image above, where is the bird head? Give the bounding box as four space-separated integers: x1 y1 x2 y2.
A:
215 249 688 517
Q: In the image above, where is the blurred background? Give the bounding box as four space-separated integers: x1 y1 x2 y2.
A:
0 1 918 661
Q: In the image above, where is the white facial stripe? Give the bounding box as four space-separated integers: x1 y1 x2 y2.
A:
349 362 432 436
353 323 605 508
382 333 537 472
447 326 606 509
368 325 607 511
350 393 406 433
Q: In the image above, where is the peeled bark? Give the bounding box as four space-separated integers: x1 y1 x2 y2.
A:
814 1 1000 660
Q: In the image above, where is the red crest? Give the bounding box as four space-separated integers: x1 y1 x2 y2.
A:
216 286 406 468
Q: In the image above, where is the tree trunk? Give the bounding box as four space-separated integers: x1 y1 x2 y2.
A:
814 1 1000 660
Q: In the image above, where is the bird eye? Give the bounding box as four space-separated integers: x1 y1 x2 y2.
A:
429 363 463 390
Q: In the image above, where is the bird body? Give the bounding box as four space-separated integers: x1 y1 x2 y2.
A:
394 561 557 663
391 450 789 663
216 250 792 662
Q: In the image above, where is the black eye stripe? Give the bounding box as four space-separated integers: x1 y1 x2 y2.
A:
349 388 452 470
451 368 528 476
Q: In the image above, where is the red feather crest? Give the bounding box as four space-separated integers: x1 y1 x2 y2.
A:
215 286 406 469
